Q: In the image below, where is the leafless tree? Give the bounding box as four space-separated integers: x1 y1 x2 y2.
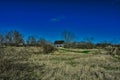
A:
0 33 5 46
5 30 24 46
26 36 37 46
83 37 95 49
13 30 24 45
37 38 46 46
62 30 75 43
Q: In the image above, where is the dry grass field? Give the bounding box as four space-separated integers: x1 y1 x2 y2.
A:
0 47 120 80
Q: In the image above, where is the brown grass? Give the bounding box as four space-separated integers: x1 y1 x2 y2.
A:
0 47 120 80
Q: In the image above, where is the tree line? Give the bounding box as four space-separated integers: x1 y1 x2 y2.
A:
0 30 119 48
0 30 49 47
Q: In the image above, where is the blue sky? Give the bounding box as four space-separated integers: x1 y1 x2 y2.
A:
0 0 120 43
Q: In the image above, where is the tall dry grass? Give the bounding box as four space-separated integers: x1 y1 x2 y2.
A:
0 47 120 80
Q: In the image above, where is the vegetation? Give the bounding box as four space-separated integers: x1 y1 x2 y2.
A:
0 47 120 80
43 44 57 54
0 30 120 80
60 48 90 54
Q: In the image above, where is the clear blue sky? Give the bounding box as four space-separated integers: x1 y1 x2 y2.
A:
0 0 120 43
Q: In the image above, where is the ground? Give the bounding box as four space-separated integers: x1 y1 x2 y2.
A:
0 47 120 80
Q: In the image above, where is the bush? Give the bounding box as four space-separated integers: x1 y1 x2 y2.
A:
105 47 120 56
64 43 71 48
69 42 94 49
95 43 112 49
43 44 57 54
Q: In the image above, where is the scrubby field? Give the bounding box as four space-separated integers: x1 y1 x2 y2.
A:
0 47 120 80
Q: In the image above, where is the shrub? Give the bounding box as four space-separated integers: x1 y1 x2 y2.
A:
105 47 120 56
71 42 94 49
95 42 112 49
43 44 57 54
64 43 71 48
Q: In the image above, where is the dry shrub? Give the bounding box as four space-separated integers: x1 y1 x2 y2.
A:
43 44 57 54
105 47 120 56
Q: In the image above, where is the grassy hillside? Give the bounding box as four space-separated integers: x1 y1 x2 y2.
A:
0 47 120 80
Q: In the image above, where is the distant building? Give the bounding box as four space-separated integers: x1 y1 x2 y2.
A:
54 40 65 47
17 43 24 47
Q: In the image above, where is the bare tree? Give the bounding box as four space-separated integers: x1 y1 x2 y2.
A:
83 37 95 49
62 30 75 43
37 38 46 47
5 30 24 46
5 31 13 44
26 36 37 46
0 33 5 46
13 30 24 45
